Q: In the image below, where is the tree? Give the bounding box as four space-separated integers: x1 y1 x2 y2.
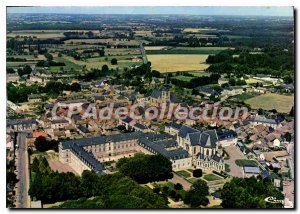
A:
102 64 109 73
174 183 183 190
31 157 40 173
283 132 292 142
69 82 81 92
117 154 173 184
111 58 118 65
192 169 202 178
228 78 236 86
289 106 294 116
221 177 284 208
258 108 264 115
184 180 209 208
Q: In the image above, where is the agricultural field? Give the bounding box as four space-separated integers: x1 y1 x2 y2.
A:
183 28 218 33
60 55 142 70
172 75 194 82
147 54 209 72
146 47 229 55
144 46 167 51
7 30 66 39
246 78 264 84
245 93 294 113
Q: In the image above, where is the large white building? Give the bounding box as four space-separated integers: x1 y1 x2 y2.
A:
59 125 225 175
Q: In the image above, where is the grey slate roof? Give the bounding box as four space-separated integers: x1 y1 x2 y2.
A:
244 166 260 174
188 129 218 148
165 122 182 130
178 125 199 138
70 143 104 173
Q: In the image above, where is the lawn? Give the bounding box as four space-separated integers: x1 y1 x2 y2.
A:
153 181 187 199
231 93 256 101
147 54 209 72
235 159 258 167
176 170 191 178
203 174 223 181
245 93 294 113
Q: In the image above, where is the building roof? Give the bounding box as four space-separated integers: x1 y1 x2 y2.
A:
178 125 199 138
70 143 104 173
165 122 182 130
32 131 47 138
244 166 261 174
188 129 218 148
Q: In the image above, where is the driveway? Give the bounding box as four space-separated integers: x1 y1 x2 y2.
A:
223 145 245 178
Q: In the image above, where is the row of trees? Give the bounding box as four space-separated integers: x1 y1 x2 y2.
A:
29 157 168 208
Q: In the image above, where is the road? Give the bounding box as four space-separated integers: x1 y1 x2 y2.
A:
287 142 294 180
169 172 192 191
15 132 30 208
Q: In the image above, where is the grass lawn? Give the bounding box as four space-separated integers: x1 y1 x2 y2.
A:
235 159 258 167
231 93 256 101
245 93 294 113
147 54 209 72
154 181 187 199
176 170 191 178
225 164 231 173
203 174 223 181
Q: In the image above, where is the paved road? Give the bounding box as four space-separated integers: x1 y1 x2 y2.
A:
169 172 192 191
287 142 294 180
15 132 30 208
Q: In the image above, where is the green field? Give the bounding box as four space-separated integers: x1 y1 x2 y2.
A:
231 93 256 101
146 47 229 55
245 93 294 113
172 75 194 82
203 174 223 181
235 159 258 167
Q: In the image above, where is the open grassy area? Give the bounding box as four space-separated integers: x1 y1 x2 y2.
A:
203 174 223 181
245 93 294 113
176 170 191 178
147 54 209 72
235 159 258 167
153 181 187 199
231 93 256 101
172 75 194 82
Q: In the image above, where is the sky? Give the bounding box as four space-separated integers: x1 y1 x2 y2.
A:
7 6 294 17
